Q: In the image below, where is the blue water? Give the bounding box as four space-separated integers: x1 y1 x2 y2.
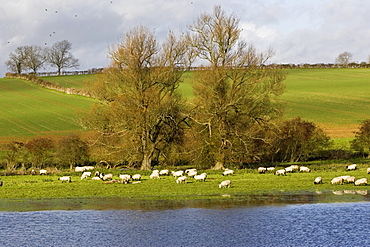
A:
0 202 369 247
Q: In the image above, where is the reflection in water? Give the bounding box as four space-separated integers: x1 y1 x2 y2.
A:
0 202 369 247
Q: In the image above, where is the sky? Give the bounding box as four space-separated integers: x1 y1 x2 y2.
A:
1 0 370 77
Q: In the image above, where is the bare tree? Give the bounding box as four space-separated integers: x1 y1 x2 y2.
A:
82 26 190 170
335 51 352 67
5 46 29 74
24 45 45 73
188 5 286 169
46 40 79 75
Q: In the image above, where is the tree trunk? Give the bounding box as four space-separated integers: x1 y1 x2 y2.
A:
140 152 152 170
212 160 225 170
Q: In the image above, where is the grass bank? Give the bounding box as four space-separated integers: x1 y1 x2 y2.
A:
0 165 369 203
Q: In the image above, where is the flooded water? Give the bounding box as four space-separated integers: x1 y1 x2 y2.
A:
0 199 369 246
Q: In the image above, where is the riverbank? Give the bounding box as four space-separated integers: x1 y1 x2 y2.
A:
0 166 369 211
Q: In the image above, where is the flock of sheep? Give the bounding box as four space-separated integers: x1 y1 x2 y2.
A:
258 163 369 187
51 166 235 189
33 163 369 192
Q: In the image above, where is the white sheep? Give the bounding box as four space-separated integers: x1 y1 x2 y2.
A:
58 176 71 183
258 167 267 174
81 171 92 180
187 170 198 177
290 165 299 171
347 164 357 171
172 170 184 177
222 169 234 176
354 178 367 186
299 166 310 172
83 166 95 171
39 169 47 175
176 176 187 184
185 168 197 174
346 176 356 183
219 180 231 188
314 177 322 184
119 174 132 184
285 167 293 173
274 169 286 176
91 177 101 181
102 174 113 181
266 167 275 172
367 168 370 174
194 173 207 182
132 174 142 181
331 177 344 185
75 166 86 172
159 170 169 176
150 171 160 179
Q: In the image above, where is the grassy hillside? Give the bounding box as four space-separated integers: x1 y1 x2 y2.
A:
1 68 370 144
280 68 370 138
0 78 96 142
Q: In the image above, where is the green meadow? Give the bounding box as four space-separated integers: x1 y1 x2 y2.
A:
0 165 369 209
0 77 96 139
1 68 370 143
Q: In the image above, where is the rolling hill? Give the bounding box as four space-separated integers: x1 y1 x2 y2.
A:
1 68 370 145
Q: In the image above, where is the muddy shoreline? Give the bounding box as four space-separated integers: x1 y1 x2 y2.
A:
1 190 369 211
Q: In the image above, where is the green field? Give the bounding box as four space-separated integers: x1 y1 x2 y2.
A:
1 68 370 142
0 78 96 140
0 165 368 210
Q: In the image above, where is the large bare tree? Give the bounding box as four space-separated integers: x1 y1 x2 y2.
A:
82 26 191 170
5 46 29 74
46 40 79 75
188 6 286 169
335 51 352 67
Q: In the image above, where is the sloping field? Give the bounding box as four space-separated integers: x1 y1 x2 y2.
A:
280 68 370 138
42 74 95 89
0 78 96 141
1 68 369 142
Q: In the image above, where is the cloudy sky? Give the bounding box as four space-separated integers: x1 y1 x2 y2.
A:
1 0 370 77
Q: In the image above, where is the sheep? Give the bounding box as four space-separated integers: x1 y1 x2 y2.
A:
80 171 92 180
331 177 344 185
75 166 86 172
58 176 71 183
222 169 234 176
219 180 231 188
314 177 322 184
172 170 184 177
194 173 207 182
94 171 101 177
346 176 356 184
274 169 286 176
284 167 293 173
290 165 299 171
159 170 169 176
150 171 160 179
185 168 197 174
266 167 275 172
31 169 36 175
132 174 142 181
83 166 95 171
187 170 198 177
39 169 47 175
91 177 101 181
367 168 370 174
347 164 357 171
354 178 367 186
119 174 132 184
102 174 113 181
176 176 187 184
258 167 267 174
299 166 311 172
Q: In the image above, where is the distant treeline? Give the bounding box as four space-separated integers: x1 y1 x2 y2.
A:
35 68 104 76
